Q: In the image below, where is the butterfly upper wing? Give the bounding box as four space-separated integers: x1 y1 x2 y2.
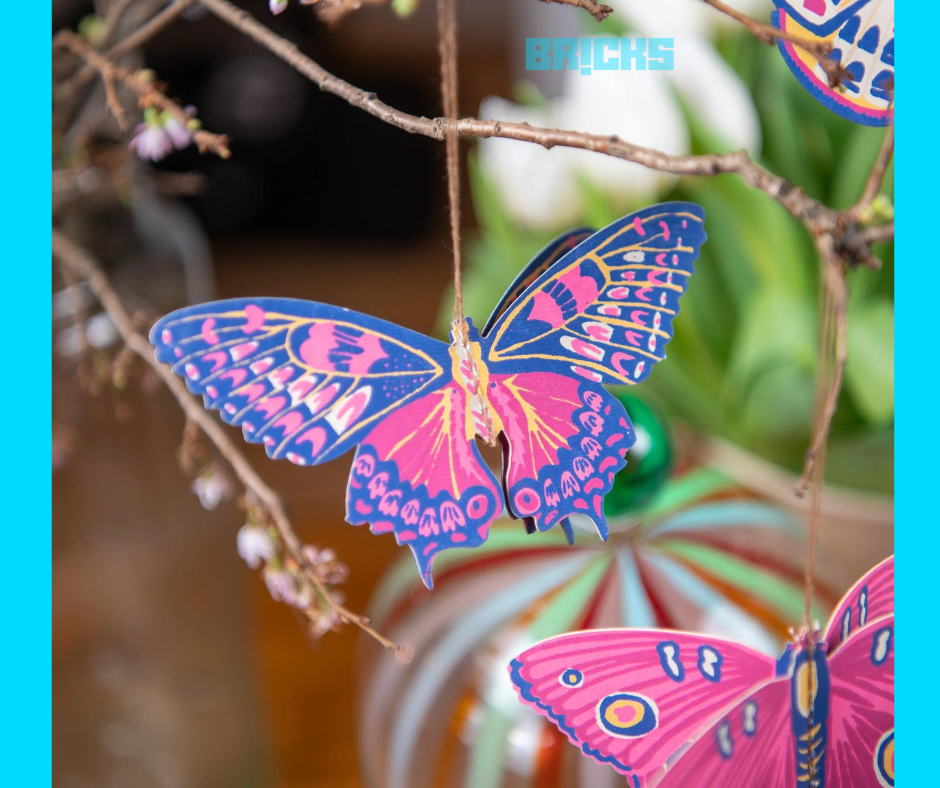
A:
826 615 895 787
481 227 596 336
151 298 451 464
823 555 893 651
509 628 775 783
152 298 503 586
653 679 796 788
772 1 894 126
481 204 704 536
346 380 502 587
485 203 705 386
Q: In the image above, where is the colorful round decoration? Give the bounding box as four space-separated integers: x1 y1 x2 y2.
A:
357 459 839 788
875 729 894 787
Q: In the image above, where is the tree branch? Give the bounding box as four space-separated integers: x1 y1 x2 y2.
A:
55 29 230 158
850 126 895 220
51 229 402 654
537 0 613 22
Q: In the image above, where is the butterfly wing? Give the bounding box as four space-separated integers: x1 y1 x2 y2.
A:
826 615 895 787
481 227 596 336
346 381 502 587
483 204 705 536
509 628 775 783
489 371 632 537
653 679 796 788
823 555 893 651
772 1 894 126
152 298 501 585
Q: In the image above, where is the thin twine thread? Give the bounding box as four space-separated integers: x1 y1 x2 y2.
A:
436 0 463 323
436 0 498 446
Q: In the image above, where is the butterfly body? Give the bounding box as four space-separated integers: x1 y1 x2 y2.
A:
511 556 894 788
151 203 706 586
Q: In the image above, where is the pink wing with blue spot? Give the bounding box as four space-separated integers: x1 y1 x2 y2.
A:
509 628 774 786
826 614 894 787
483 203 705 537
654 679 796 788
823 554 893 651
151 298 501 586
772 0 894 126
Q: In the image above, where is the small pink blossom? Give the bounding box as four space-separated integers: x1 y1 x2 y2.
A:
192 467 233 510
237 525 275 569
263 566 312 609
269 0 288 13
129 108 194 162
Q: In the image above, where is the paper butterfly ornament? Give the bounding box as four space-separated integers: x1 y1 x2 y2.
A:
510 555 894 788
150 202 706 587
772 0 894 126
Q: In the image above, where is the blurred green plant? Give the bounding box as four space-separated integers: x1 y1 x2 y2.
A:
441 36 893 494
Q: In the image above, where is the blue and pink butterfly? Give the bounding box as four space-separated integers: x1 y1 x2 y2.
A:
772 0 894 126
151 203 707 587
511 555 894 788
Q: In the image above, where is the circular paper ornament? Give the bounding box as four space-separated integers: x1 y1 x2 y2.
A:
357 419 836 788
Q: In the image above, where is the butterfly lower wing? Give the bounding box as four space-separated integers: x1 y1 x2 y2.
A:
485 203 706 387
772 1 894 126
482 227 596 336
654 679 795 788
509 629 775 783
826 615 895 787
490 372 631 538
346 382 503 587
151 298 450 465
823 555 893 651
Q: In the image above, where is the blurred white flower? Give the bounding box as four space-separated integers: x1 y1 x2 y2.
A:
263 565 313 609
237 525 275 569
478 1 766 230
128 108 193 162
191 466 233 510
269 0 288 14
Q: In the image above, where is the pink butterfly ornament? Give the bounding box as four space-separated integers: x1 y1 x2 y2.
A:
510 555 894 788
355 466 836 788
151 203 707 587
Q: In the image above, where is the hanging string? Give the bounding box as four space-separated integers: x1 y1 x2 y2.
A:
436 0 464 324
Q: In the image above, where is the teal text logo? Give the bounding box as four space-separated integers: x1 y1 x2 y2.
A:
525 38 674 73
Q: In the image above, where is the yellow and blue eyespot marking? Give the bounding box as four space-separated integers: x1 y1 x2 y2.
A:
558 668 584 688
596 692 659 738
875 729 894 787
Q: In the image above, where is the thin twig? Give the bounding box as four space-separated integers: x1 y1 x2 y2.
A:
538 0 613 22
58 0 198 98
98 0 141 46
850 126 895 220
51 229 401 653
860 222 894 245
701 0 846 86
101 64 128 132
55 29 230 158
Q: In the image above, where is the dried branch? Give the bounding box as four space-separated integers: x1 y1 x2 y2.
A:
51 229 402 654
55 29 230 158
537 0 613 22
700 0 847 86
197 0 887 261
850 126 895 220
58 0 198 99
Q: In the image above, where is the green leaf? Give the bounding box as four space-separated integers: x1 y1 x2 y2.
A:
845 298 894 425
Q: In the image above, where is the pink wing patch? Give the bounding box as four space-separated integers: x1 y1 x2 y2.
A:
490 373 631 538
346 382 503 587
824 555 893 651
827 615 895 788
654 679 795 788
509 629 775 783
